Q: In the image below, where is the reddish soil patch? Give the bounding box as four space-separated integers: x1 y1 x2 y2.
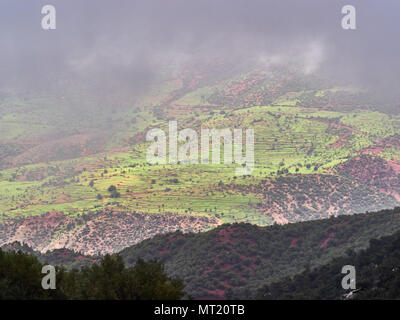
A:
290 238 299 247
337 155 400 201
11 133 106 167
53 194 71 204
201 289 226 300
388 161 400 174
218 226 236 245
328 132 352 149
158 246 169 256
0 211 219 255
320 232 336 249
359 146 384 156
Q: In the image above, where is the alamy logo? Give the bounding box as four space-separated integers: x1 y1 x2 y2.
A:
146 121 254 175
41 5 56 30
341 265 356 290
39 5 356 32
341 5 356 30
41 265 56 290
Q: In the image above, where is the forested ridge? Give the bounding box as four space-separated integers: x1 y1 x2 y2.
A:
2 207 400 299
120 207 400 299
256 230 400 299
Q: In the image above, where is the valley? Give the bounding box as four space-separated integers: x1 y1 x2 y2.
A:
1 64 400 254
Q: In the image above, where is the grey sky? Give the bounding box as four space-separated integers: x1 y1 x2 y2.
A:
0 0 399 95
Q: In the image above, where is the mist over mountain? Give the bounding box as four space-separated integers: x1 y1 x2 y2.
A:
1 1 400 96
1 1 400 301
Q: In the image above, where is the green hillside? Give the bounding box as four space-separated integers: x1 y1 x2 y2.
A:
1 65 400 254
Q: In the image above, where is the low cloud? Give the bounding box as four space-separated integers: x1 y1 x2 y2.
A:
0 0 399 97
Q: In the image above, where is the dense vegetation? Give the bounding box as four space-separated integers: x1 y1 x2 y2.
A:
119 207 400 299
2 207 400 300
0 249 184 300
256 231 400 300
1 241 98 270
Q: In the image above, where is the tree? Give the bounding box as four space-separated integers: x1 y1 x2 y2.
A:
110 191 121 198
128 259 185 300
0 249 63 300
0 249 185 300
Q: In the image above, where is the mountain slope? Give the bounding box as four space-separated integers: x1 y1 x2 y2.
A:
119 207 400 299
1 241 97 270
4 207 400 299
1 64 400 253
256 230 400 300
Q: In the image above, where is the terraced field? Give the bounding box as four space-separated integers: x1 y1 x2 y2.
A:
1 64 399 254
